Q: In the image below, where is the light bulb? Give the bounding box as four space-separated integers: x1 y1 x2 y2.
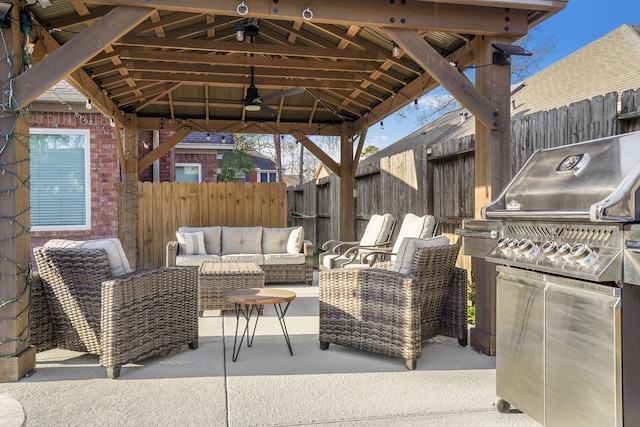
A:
392 43 400 58
414 99 419 110
221 135 226 143
235 23 244 42
206 133 211 141
85 99 92 110
380 121 384 130
109 118 115 127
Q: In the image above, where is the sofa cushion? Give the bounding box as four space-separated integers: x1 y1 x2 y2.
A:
262 227 292 254
43 238 133 277
391 236 450 275
176 230 207 255
263 253 306 265
175 254 220 267
220 254 264 265
287 227 304 254
178 226 221 255
221 227 262 255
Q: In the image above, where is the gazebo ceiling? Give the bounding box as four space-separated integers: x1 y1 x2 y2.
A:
22 0 567 136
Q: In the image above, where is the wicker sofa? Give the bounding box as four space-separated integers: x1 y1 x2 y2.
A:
319 238 467 369
32 239 199 379
166 226 314 285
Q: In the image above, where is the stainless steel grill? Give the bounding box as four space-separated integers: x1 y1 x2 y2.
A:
457 130 640 427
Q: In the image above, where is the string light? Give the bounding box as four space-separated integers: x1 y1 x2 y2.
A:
85 98 92 110
414 99 419 110
380 121 384 130
392 42 400 58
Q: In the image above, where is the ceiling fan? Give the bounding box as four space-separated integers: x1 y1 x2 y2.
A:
242 66 305 115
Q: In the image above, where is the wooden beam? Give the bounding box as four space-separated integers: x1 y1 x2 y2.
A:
138 127 193 172
352 125 369 172
14 6 153 108
86 0 532 35
290 131 341 177
385 27 498 129
339 133 355 241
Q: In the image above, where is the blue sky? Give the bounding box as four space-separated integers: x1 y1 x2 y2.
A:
365 0 640 149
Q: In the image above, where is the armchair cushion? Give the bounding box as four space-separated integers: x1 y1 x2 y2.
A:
392 236 450 275
178 226 221 255
391 214 437 254
43 238 132 277
176 230 207 255
360 213 396 246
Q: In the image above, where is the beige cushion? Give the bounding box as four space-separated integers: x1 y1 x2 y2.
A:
287 227 304 254
391 236 450 275
360 213 395 246
43 238 133 277
176 231 207 255
221 227 263 255
262 227 293 254
175 254 220 267
390 214 437 259
263 253 306 265
220 254 264 265
178 226 221 255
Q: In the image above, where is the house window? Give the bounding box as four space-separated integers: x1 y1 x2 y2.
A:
260 172 277 182
30 128 91 231
176 163 202 183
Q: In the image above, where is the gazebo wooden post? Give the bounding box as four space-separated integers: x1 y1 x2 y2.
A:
339 132 355 241
119 114 140 270
471 36 512 356
0 1 36 381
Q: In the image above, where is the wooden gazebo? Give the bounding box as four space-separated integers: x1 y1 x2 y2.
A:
0 0 567 379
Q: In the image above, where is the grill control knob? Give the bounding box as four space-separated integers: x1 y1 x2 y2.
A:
497 237 511 254
557 242 573 262
507 238 521 254
542 241 561 261
517 239 539 258
571 243 598 266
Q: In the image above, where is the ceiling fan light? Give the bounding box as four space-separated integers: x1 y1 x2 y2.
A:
244 104 261 112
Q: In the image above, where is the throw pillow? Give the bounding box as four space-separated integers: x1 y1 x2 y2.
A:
391 236 450 275
176 231 207 255
286 227 304 254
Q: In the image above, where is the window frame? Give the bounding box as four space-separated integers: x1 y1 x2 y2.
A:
176 162 202 183
30 128 92 232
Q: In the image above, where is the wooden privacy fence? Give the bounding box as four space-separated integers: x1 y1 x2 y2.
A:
133 182 287 269
288 88 640 274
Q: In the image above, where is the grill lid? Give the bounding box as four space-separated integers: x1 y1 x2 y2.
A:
482 130 640 222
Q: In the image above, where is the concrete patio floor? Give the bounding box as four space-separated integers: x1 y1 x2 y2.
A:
1 273 540 427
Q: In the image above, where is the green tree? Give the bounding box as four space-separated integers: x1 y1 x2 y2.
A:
361 145 379 159
219 149 255 182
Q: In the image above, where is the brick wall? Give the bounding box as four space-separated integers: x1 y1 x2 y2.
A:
29 111 120 250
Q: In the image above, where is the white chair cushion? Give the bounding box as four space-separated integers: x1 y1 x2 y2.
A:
175 254 220 267
176 231 207 255
262 227 293 254
360 213 395 246
44 238 133 277
391 214 437 257
263 253 306 265
178 226 221 255
221 227 263 255
220 254 264 265
286 227 304 254
391 236 450 275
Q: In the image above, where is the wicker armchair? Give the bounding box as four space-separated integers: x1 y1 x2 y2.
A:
319 244 467 369
33 246 199 379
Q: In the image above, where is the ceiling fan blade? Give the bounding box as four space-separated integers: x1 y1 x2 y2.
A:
260 104 278 116
259 87 305 103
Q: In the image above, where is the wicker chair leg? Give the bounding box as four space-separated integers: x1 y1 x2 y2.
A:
188 340 199 350
319 341 329 350
405 359 417 370
107 366 121 379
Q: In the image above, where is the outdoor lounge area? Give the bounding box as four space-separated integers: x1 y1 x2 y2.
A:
2 272 539 427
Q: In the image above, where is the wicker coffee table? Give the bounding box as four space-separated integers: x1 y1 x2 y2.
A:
224 288 297 362
197 261 265 316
